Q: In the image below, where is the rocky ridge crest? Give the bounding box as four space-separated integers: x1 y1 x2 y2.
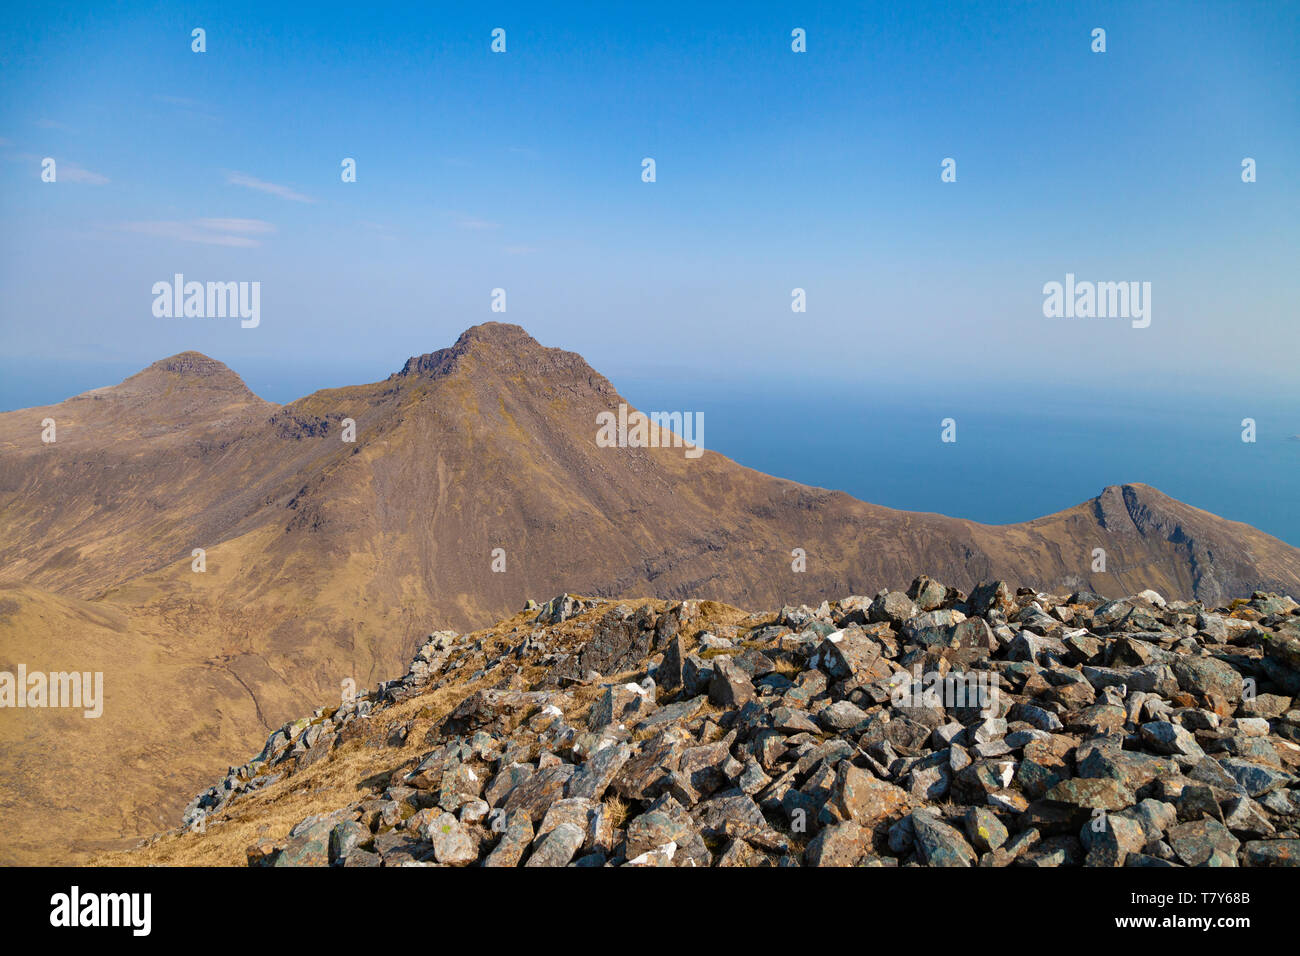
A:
138 577 1300 868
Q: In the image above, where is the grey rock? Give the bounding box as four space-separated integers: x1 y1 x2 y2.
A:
870 591 917 626
524 821 585 867
1218 758 1292 798
911 811 977 867
709 656 756 708
1167 819 1241 867
804 821 870 866
424 811 476 866
1140 721 1205 759
483 811 534 867
964 806 1008 853
566 742 632 801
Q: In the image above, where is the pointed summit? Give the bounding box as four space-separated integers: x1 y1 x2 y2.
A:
106 351 265 406
32 350 276 432
391 323 609 387
126 350 252 390
395 322 544 377
145 350 241 378
454 321 539 348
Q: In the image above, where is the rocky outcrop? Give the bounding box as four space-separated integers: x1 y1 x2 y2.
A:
154 582 1300 868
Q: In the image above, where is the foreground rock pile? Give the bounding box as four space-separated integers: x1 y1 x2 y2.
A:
177 581 1300 866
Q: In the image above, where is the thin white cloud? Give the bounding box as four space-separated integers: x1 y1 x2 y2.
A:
154 95 220 122
154 95 202 108
456 216 500 231
226 170 316 203
118 218 275 247
59 161 110 185
195 217 276 234
36 118 72 131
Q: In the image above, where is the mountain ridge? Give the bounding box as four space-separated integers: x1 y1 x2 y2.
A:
2 322 1298 864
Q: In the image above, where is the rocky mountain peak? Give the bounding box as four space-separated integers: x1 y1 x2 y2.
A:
454 321 541 349
148 351 238 378
114 351 261 403
390 323 613 394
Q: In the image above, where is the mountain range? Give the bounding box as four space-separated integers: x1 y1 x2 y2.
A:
2 321 1298 864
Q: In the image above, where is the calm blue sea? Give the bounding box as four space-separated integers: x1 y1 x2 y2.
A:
3 360 1297 548
618 379 1300 550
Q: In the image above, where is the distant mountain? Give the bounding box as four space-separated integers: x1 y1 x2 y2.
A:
2 321 1298 863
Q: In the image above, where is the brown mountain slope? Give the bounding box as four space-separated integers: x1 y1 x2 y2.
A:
0 352 282 593
1 321 1297 864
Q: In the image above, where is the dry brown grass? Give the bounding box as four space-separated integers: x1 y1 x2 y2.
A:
89 681 474 866
86 611 548 868
89 597 751 867
603 794 632 830
772 657 802 677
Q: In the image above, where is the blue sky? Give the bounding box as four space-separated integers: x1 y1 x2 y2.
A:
1 0 1297 400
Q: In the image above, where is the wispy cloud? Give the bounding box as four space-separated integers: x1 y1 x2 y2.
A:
36 118 72 131
154 95 220 122
194 218 275 235
59 161 110 184
154 95 202 108
456 216 500 231
225 171 316 203
117 218 275 247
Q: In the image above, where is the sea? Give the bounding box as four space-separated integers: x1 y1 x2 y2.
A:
618 378 1300 550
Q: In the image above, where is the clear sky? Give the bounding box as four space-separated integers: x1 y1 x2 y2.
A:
1 0 1297 400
